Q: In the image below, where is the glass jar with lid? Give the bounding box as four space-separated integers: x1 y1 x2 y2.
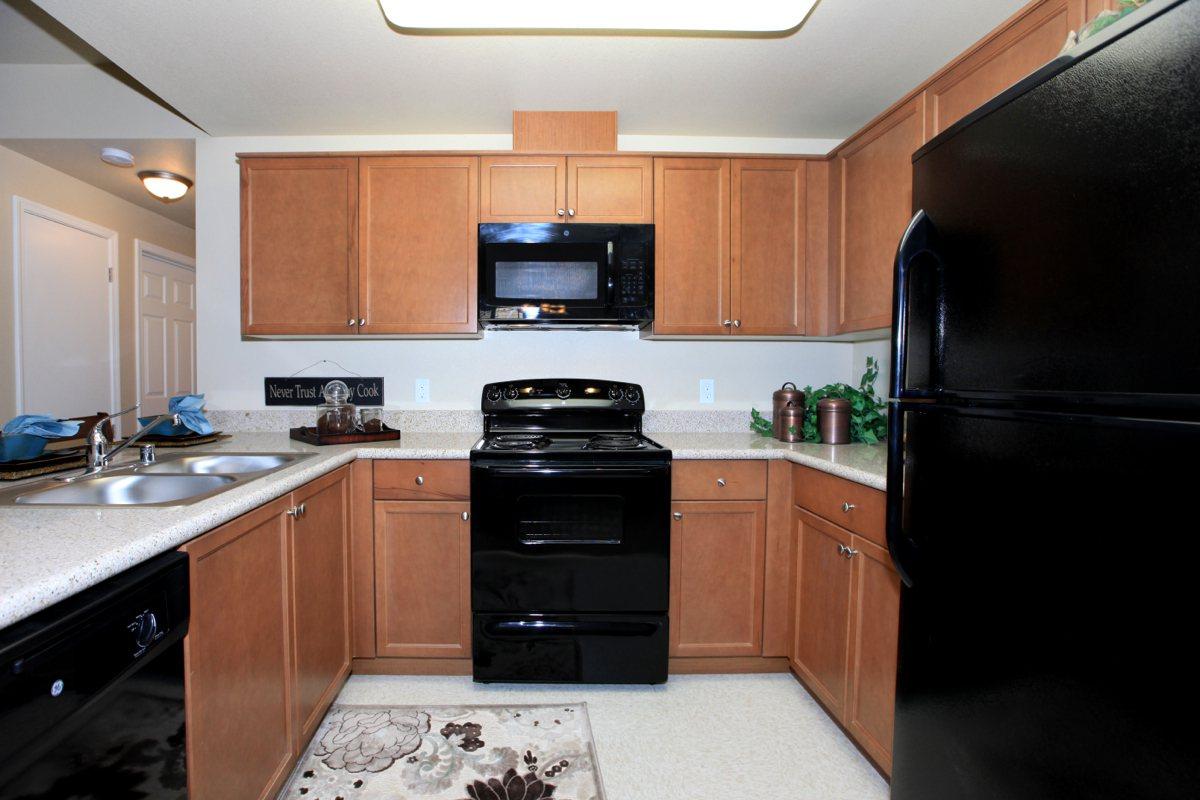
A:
316 380 357 434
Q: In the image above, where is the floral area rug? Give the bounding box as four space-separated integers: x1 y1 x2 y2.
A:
279 703 606 800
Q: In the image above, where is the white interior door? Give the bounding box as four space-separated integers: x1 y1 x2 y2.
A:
135 241 196 417
14 198 119 422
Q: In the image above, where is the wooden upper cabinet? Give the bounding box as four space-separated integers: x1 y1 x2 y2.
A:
288 466 351 749
653 158 731 335
182 495 295 800
374 500 472 658
358 156 478 334
845 534 901 775
567 156 653 223
925 0 1086 138
731 159 807 335
240 157 358 335
670 500 766 658
480 155 566 222
835 94 925 334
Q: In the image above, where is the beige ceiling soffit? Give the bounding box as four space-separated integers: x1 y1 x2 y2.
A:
514 111 617 152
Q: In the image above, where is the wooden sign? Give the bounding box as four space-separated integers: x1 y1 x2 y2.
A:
264 377 384 406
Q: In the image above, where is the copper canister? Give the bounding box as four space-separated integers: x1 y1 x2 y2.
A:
772 382 805 439
777 403 805 443
817 397 851 444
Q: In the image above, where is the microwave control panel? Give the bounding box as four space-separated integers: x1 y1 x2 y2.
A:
616 241 650 307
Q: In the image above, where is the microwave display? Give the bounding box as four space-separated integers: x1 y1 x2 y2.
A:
479 223 654 329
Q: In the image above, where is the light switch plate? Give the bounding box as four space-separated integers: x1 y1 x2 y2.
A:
414 378 430 404
699 379 715 404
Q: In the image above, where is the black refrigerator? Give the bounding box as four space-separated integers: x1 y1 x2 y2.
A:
887 1 1200 798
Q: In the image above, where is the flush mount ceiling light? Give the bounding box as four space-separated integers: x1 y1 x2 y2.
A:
100 147 135 167
138 170 192 202
378 0 820 34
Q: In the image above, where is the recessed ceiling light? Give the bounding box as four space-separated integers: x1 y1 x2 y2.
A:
100 147 135 167
138 170 192 202
378 0 819 33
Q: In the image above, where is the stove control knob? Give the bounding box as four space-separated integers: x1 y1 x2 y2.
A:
607 385 624 402
486 386 503 403
131 611 158 650
555 382 571 400
504 385 519 400
625 387 641 405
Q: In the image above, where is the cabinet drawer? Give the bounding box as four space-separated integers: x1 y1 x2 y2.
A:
673 460 766 501
374 460 469 500
792 464 885 545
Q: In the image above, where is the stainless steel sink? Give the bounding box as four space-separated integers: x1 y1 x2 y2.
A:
0 451 315 507
14 474 236 506
137 453 304 475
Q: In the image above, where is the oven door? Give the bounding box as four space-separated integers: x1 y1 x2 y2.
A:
470 461 670 614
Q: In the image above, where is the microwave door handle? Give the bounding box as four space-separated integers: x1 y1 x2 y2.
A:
606 241 616 305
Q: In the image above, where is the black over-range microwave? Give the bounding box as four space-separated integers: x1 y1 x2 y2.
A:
478 223 654 329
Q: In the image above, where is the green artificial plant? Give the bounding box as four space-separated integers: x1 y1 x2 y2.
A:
750 356 888 444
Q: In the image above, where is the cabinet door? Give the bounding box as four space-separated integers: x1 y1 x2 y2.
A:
566 156 653 223
480 155 566 222
731 158 807 335
791 508 854 717
653 158 731 335
835 95 925 333
670 501 766 657
182 495 294 800
925 0 1085 138
358 156 478 334
240 157 358 335
289 466 351 749
845 534 901 775
374 501 471 658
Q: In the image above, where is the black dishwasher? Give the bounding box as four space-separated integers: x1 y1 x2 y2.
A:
0 550 189 799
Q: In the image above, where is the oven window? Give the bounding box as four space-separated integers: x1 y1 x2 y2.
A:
516 494 623 545
495 261 599 301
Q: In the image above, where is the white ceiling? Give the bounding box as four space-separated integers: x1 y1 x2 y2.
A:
30 0 1028 139
0 138 195 227
0 0 104 64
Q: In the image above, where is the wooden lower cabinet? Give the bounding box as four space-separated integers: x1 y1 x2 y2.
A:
182 495 295 800
790 504 900 775
182 467 353 800
669 500 766 657
374 500 472 658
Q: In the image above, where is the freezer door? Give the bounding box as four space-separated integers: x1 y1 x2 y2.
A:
888 403 1200 799
898 0 1200 402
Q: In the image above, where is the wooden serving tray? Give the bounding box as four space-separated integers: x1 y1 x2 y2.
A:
114 432 230 448
289 425 401 446
0 447 89 481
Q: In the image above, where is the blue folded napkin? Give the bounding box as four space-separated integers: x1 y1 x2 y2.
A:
2 414 81 438
168 394 213 436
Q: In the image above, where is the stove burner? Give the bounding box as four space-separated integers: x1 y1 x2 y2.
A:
585 433 646 451
488 434 550 451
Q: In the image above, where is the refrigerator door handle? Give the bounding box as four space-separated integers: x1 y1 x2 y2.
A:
886 405 918 587
891 209 944 400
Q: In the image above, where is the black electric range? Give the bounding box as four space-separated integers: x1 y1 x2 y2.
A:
470 379 671 683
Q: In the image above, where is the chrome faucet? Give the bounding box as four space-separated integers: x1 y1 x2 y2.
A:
82 406 182 475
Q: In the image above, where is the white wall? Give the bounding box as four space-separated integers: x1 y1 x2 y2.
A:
196 135 859 412
851 338 892 400
0 144 196 421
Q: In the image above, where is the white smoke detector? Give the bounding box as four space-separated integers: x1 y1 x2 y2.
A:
100 147 135 167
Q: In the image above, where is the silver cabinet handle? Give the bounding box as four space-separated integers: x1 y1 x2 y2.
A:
358 318 366 326
461 511 470 521
837 543 859 559
286 503 306 518
415 475 424 486
733 320 741 328
723 319 732 327
841 501 856 512
557 209 566 217
567 208 575 216
347 318 355 326
673 512 683 520
717 478 726 487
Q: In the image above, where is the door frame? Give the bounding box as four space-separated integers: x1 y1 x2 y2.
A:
11 196 120 421
133 239 196 416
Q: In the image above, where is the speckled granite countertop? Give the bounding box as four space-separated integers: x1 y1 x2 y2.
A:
0 431 885 630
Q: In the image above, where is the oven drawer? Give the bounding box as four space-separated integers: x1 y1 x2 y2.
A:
375 460 469 500
473 613 668 683
672 460 766 501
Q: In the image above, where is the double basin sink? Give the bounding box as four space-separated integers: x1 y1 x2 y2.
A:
2 453 314 507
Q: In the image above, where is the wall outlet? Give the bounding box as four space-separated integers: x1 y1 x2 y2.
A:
414 378 430 404
699 379 715 404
